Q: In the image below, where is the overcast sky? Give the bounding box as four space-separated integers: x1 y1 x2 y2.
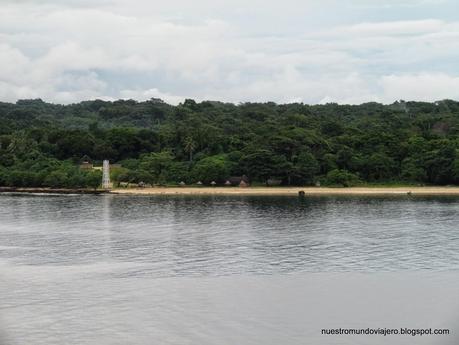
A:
1 0 458 105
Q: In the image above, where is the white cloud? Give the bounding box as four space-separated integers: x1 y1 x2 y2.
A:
341 19 445 36
380 73 459 102
349 0 449 10
0 1 458 105
119 88 186 105
0 44 30 82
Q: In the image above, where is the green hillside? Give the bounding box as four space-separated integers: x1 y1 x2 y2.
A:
1 98 459 188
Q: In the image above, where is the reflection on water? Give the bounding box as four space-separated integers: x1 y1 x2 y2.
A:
0 194 458 345
1 194 459 273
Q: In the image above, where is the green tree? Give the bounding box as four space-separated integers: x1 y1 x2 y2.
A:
366 152 397 181
292 151 319 185
425 141 456 184
324 169 360 187
191 155 229 184
44 170 68 188
85 171 102 190
165 162 189 183
183 136 197 163
240 150 291 183
401 158 426 182
139 151 175 182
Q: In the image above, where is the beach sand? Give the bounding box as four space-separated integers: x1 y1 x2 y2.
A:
110 186 459 196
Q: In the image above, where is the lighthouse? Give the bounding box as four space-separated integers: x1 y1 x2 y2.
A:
102 160 111 189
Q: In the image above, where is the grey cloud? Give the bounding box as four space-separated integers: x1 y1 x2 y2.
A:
0 0 458 105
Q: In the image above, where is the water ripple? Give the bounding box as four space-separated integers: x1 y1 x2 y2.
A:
0 194 459 274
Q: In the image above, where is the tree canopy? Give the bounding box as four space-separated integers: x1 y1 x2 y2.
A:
1 98 459 188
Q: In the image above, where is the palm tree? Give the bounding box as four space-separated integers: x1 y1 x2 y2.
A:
184 136 197 163
7 130 34 156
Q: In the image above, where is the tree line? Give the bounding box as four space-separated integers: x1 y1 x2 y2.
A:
1 98 459 188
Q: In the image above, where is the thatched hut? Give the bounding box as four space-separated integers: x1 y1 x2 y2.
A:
228 175 250 186
239 180 249 188
79 161 93 171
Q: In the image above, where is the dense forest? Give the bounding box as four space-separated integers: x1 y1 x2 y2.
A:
1 98 459 188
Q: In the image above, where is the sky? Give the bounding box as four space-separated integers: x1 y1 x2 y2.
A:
1 0 459 105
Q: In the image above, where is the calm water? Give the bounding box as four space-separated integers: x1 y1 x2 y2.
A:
1 194 459 345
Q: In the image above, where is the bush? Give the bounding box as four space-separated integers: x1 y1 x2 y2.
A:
164 161 189 183
401 158 426 182
116 169 155 184
85 170 102 189
3 170 41 187
191 155 229 184
324 169 360 187
43 170 68 188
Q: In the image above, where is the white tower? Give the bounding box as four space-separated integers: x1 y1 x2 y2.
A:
102 160 111 189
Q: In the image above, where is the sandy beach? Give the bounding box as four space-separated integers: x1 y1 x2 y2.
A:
110 186 459 196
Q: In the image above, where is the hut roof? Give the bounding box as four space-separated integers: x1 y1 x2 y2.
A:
228 175 250 185
79 162 93 170
239 180 249 187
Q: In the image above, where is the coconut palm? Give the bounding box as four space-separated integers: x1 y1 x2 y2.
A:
183 136 197 163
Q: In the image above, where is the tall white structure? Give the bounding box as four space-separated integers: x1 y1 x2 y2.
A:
102 160 111 189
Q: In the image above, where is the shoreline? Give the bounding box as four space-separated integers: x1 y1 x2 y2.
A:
2 186 459 196
0 187 106 195
110 186 459 196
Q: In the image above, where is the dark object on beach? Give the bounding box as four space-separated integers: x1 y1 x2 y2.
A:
407 191 412 195
299 191 305 197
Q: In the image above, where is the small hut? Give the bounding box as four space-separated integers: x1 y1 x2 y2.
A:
228 175 250 186
210 181 217 186
239 180 249 188
196 181 203 185
224 180 231 186
79 161 93 171
179 181 186 186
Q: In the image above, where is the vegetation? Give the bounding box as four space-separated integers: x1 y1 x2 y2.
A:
1 98 459 188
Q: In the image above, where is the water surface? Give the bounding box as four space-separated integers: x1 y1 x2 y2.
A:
0 194 458 344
